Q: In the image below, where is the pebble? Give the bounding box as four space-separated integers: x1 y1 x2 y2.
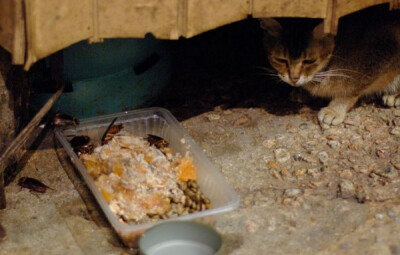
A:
393 117 400 126
390 127 400 136
394 109 400 117
307 167 321 176
327 140 340 149
318 151 329 165
293 168 307 177
339 180 355 198
206 113 220 121
274 148 291 163
373 166 399 179
234 116 249 126
262 139 276 149
299 123 308 130
391 160 400 170
245 219 259 233
270 169 282 180
281 168 292 178
339 169 353 179
375 213 384 220
284 188 302 198
343 116 360 126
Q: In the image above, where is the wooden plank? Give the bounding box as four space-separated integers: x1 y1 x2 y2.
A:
97 0 180 40
24 0 93 70
324 0 339 34
0 0 25 65
184 0 249 38
336 0 388 17
0 85 64 179
0 64 13 209
252 0 327 18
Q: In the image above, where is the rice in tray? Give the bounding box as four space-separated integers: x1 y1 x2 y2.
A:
78 130 210 224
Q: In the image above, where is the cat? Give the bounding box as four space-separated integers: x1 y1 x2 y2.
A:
260 14 400 126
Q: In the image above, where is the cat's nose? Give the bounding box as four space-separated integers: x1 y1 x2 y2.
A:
291 76 300 83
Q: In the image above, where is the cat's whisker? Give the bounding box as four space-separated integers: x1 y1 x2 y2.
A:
330 55 347 62
254 66 277 74
314 74 352 79
320 68 369 77
255 72 280 78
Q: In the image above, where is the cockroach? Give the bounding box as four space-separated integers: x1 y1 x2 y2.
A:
18 177 53 193
70 135 94 155
146 134 169 149
52 113 78 127
101 118 123 145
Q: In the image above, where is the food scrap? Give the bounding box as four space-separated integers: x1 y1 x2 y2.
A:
77 128 211 224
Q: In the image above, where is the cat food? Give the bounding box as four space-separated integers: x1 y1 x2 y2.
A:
78 130 211 224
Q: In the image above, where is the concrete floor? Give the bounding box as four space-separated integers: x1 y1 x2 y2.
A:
2 103 400 254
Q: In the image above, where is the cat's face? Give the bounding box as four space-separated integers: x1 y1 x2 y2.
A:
260 19 335 86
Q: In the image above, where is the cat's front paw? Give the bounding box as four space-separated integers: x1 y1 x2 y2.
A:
318 107 346 126
382 94 400 107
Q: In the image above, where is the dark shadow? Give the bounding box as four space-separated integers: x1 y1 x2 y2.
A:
151 18 326 121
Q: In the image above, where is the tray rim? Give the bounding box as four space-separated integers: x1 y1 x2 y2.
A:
54 107 240 233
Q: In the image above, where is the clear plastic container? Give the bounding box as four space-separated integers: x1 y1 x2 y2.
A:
54 107 239 247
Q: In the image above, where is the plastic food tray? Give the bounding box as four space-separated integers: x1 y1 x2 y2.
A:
54 107 239 247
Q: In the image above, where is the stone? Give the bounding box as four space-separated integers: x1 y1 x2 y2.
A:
284 188 302 198
274 148 291 163
318 151 329 165
327 140 340 149
373 166 399 180
390 127 400 136
339 180 355 198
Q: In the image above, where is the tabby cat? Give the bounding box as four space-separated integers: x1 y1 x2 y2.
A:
260 14 400 126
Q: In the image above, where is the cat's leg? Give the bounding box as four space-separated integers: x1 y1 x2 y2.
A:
381 75 400 107
362 60 400 108
318 96 358 126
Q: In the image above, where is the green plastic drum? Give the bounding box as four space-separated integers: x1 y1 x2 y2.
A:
32 36 172 119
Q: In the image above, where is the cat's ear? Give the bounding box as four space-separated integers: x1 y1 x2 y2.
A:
259 18 282 37
312 22 327 39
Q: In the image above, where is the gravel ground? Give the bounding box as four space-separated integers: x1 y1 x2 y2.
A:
181 104 400 254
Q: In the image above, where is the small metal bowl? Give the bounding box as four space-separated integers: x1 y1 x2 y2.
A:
139 221 222 255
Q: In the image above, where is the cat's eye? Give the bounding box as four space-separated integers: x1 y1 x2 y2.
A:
303 59 317 65
274 57 287 64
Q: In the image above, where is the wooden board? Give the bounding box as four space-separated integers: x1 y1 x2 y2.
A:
0 0 396 69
